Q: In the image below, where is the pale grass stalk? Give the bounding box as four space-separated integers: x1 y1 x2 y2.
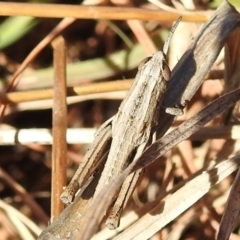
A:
0 127 95 145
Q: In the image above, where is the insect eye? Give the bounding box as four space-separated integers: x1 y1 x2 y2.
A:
162 61 171 80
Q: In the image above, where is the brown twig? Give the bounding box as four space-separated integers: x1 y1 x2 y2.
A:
1 80 133 105
51 36 67 222
0 2 209 22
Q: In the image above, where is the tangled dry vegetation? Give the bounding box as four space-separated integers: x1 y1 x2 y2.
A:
1 0 240 240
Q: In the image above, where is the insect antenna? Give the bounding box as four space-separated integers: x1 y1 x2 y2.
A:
163 16 182 55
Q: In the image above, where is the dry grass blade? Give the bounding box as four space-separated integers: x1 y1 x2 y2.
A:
126 20 157 55
0 2 208 22
217 167 240 240
158 0 240 136
215 16 240 240
136 89 240 170
0 69 221 106
223 28 240 123
0 127 95 145
224 28 240 91
190 125 240 140
1 80 132 105
0 199 41 237
51 36 67 222
1 125 240 145
13 91 126 112
76 87 240 240
115 154 240 240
